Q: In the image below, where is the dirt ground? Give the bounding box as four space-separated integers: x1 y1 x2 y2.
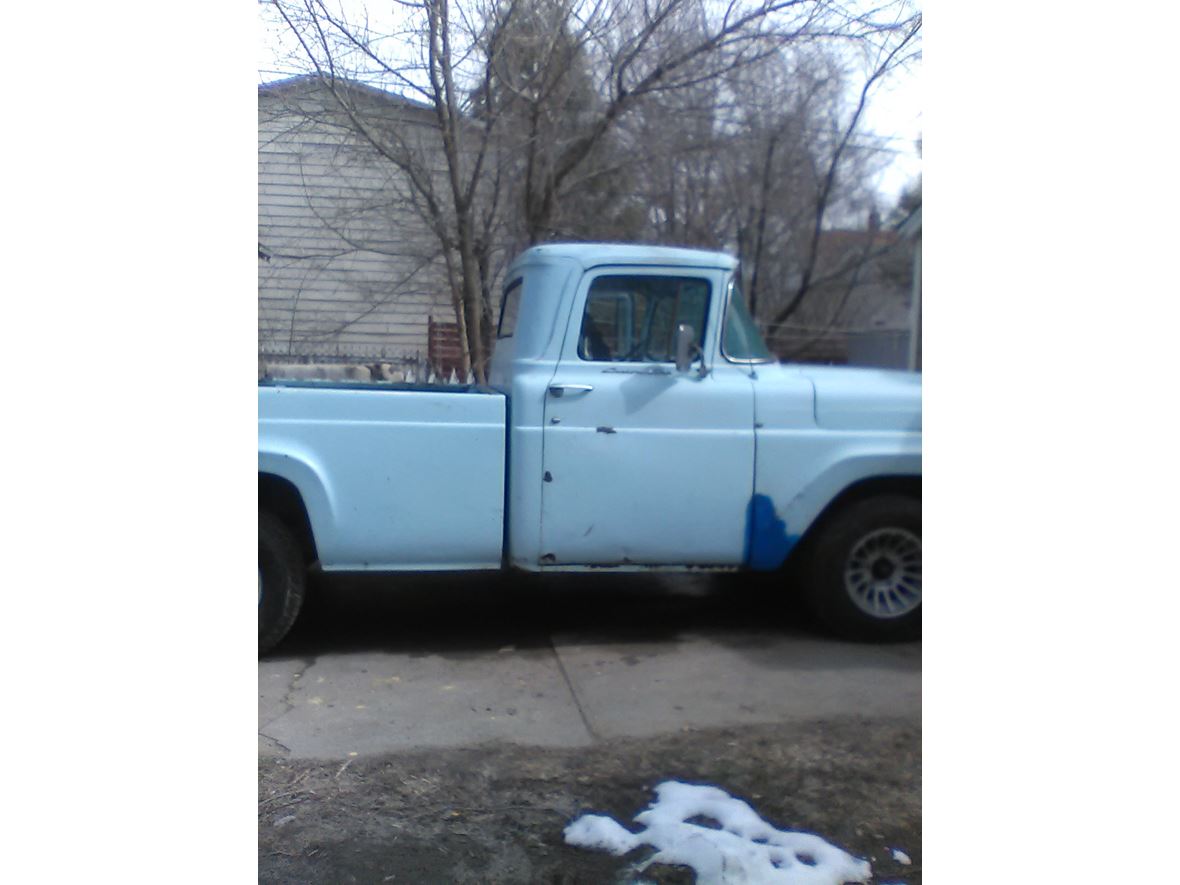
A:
259 714 920 884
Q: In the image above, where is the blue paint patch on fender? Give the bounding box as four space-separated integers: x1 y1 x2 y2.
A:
744 494 800 571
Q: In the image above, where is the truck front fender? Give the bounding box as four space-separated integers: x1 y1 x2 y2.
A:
749 442 921 571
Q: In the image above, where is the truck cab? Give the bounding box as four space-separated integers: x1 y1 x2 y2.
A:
489 243 919 576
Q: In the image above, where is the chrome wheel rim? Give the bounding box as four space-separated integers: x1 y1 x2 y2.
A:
844 527 921 618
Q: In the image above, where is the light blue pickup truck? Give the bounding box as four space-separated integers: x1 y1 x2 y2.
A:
259 243 921 653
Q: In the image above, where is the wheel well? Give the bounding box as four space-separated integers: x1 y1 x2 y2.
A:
791 475 921 561
259 474 318 565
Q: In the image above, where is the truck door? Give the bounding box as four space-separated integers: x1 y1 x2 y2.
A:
539 267 756 566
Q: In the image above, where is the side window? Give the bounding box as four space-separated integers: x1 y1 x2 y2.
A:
497 278 523 339
577 275 710 362
722 281 773 361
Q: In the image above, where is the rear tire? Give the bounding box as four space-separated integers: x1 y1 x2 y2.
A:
802 494 921 641
259 512 306 656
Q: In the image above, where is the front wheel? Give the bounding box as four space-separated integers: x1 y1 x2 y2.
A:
259 512 306 655
802 495 921 641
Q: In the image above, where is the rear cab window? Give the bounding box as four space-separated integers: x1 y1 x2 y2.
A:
497 278 523 339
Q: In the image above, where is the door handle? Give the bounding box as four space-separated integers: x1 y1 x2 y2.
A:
548 383 594 397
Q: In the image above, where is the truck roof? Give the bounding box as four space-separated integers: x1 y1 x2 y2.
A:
509 242 739 272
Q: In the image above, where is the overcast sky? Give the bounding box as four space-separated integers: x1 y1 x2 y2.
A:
861 62 921 201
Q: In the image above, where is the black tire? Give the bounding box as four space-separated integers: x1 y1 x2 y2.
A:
259 512 306 656
802 494 921 641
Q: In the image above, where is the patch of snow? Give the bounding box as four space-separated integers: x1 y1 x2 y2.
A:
564 814 640 856
889 848 911 865
564 781 872 885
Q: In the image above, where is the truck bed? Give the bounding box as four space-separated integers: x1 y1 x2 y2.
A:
259 382 507 571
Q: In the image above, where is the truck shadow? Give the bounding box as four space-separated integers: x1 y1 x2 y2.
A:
269 570 919 667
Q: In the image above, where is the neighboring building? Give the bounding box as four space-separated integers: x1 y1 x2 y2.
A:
764 212 918 369
258 75 460 373
897 205 921 371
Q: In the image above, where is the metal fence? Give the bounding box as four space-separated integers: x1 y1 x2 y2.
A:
258 348 474 385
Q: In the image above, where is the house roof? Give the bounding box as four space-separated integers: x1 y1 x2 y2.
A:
815 228 899 257
258 72 435 114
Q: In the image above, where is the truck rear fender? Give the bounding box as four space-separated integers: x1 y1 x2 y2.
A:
258 447 336 562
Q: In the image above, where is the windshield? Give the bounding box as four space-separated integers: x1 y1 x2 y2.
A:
722 280 773 362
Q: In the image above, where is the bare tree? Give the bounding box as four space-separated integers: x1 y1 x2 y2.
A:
576 35 914 359
765 10 921 332
262 0 919 379
269 0 515 379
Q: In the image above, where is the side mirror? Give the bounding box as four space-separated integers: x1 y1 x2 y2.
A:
674 323 696 373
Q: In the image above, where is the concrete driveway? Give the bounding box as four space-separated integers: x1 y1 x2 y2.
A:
259 571 920 760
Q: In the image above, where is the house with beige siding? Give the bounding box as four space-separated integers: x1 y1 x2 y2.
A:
258 76 461 374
